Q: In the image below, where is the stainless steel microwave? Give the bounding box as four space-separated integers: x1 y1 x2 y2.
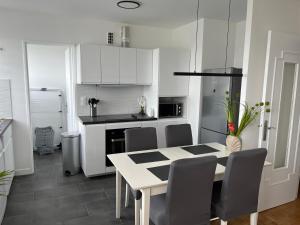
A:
159 103 183 118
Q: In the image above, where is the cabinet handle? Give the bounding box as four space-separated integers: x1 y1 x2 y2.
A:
111 138 125 143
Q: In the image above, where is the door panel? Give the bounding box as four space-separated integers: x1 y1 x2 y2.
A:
137 49 153 85
120 48 137 84
259 31 300 210
101 46 120 84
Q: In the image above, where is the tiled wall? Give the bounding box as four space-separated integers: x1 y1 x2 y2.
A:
76 85 144 116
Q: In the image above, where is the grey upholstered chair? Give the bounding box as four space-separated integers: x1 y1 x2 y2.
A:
211 148 267 225
124 127 158 225
165 123 193 147
150 156 218 225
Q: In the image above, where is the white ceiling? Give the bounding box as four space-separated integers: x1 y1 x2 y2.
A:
0 0 247 28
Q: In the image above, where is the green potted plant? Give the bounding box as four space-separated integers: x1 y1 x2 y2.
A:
224 92 270 152
0 170 11 196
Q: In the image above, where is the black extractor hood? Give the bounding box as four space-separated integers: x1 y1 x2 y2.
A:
174 67 243 77
174 0 243 78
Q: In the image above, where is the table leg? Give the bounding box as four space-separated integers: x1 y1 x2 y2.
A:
141 188 151 225
116 170 122 219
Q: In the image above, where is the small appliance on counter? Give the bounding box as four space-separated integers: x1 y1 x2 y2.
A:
159 102 183 118
88 98 99 117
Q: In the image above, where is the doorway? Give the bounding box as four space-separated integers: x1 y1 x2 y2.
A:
259 31 300 210
25 43 76 165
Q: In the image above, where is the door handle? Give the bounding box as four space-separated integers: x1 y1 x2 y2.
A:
263 120 268 141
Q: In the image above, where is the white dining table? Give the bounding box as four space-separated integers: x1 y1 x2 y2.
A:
107 143 271 225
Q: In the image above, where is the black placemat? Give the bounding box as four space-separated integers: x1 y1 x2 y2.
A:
128 151 169 164
182 145 219 155
148 165 170 181
217 157 228 167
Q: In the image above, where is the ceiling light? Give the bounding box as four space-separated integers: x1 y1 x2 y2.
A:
117 1 141 9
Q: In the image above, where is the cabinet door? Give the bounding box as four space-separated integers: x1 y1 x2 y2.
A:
77 44 101 84
159 48 190 97
137 49 153 85
84 124 106 176
101 46 120 84
120 48 137 84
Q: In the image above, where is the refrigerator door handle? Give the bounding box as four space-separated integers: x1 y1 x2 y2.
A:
263 120 268 141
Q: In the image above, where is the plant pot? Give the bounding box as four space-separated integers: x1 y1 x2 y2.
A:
226 135 242 152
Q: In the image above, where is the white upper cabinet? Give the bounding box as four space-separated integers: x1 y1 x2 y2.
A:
101 46 120 84
120 48 137 84
77 44 101 84
137 49 153 85
158 48 190 97
77 45 153 85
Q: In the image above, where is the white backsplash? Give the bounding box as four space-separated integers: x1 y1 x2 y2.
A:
0 79 12 119
76 85 144 116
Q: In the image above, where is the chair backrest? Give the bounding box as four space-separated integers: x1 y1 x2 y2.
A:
219 148 267 220
125 127 158 152
165 124 193 148
165 156 217 225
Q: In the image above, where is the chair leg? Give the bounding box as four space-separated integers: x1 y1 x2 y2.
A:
125 184 130 208
250 212 258 225
221 220 228 225
135 199 141 225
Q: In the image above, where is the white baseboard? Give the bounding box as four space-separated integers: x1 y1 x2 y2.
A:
15 167 34 176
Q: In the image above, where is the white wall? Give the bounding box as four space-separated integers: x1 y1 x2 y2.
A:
27 44 67 91
201 19 237 70
241 0 300 150
0 9 173 175
172 19 204 144
234 21 246 68
76 85 144 116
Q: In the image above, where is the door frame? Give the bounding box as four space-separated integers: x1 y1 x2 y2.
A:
22 40 77 173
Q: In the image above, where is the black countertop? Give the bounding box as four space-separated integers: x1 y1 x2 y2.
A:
0 119 13 137
79 114 157 125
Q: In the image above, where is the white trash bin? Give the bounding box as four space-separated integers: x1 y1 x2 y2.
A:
61 132 80 176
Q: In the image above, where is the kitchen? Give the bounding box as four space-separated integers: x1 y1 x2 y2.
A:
1 0 300 225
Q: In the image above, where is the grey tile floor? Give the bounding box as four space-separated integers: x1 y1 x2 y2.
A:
3 151 138 225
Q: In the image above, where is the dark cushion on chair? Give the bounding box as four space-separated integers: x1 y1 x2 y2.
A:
125 127 158 152
211 148 267 221
125 127 158 201
150 194 167 225
165 124 193 148
150 156 217 225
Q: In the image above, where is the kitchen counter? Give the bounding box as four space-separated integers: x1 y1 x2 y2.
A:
79 114 157 125
0 119 12 137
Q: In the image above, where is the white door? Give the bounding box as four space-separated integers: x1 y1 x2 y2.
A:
259 31 300 210
137 49 153 85
101 46 120 84
120 48 137 84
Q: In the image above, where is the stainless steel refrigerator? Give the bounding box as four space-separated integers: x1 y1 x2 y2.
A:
199 73 242 145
